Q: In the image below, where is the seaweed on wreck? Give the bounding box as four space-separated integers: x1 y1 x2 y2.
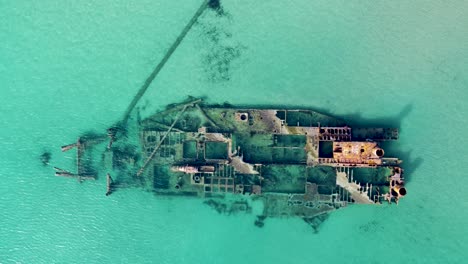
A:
110 122 127 135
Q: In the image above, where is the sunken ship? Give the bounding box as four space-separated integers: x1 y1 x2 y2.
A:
54 0 406 229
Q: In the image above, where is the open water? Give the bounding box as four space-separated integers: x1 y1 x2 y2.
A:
1 1 467 263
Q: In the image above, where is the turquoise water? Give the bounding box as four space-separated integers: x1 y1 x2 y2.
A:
1 0 467 263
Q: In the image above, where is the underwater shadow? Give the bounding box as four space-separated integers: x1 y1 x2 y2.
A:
340 104 413 128
381 143 423 183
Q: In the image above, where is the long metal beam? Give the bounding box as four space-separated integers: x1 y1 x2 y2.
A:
122 0 209 124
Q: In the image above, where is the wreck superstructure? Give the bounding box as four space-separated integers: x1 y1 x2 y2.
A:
57 98 406 228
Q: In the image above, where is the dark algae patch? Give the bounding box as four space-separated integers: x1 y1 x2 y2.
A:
197 2 246 82
208 0 222 12
204 198 251 215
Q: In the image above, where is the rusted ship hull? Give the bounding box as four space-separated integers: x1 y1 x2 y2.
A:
58 98 406 229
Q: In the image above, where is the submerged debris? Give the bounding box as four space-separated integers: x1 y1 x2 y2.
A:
40 151 51 166
208 0 222 12
304 214 329 233
254 215 267 228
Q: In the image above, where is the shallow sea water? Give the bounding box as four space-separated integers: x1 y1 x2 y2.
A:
1 1 468 263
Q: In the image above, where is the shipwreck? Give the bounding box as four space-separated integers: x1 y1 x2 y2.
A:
53 0 406 229
56 97 406 229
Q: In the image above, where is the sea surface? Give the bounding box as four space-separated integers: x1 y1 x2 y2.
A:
1 1 467 263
